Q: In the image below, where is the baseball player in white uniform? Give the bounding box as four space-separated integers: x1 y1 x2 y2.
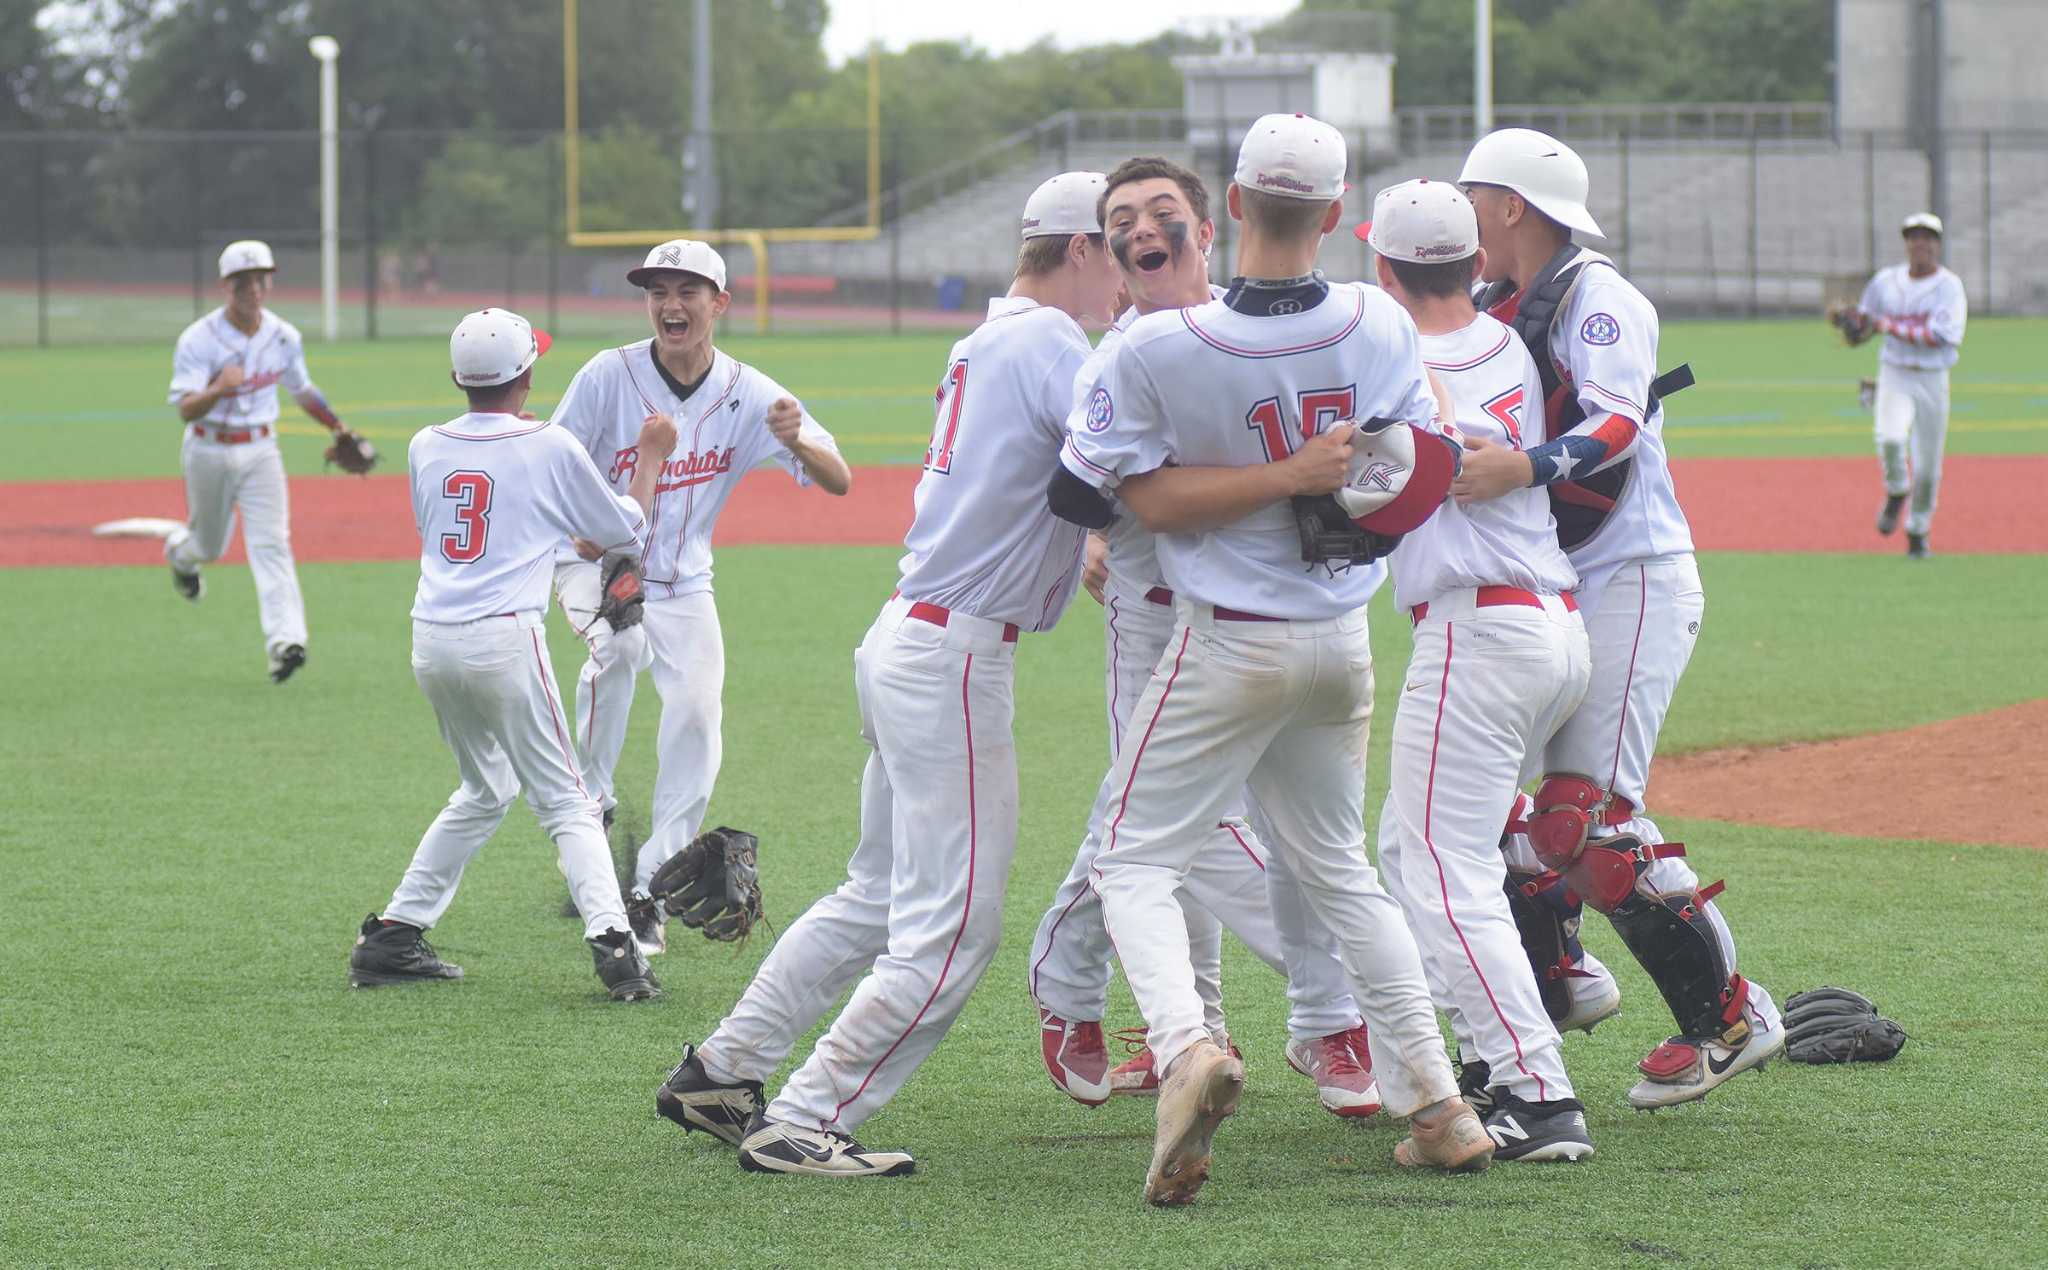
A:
548 239 849 953
1355 180 1596 1161
165 240 356 682
1848 213 1967 559
1061 116 1492 1206
348 308 670 1002
1456 129 1785 1110
652 174 1121 1178
1029 156 1380 1121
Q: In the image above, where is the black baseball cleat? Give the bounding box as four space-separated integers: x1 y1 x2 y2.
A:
1456 1058 1496 1117
589 928 661 1001
349 913 464 987
601 806 616 836
1482 1091 1595 1162
627 890 668 956
737 1115 916 1177
656 1043 764 1145
171 566 204 601
1876 493 1906 536
1906 532 1931 560
269 643 307 683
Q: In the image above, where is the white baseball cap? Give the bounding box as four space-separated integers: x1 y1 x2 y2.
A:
1022 171 1107 239
1458 128 1604 239
218 240 276 278
626 239 728 290
450 308 552 388
1902 212 1943 237
1234 113 1348 201
1355 179 1478 263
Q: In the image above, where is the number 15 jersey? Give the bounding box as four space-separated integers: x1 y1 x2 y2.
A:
410 412 649 624
1065 281 1439 620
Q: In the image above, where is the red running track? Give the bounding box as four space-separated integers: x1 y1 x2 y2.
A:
4 456 2043 568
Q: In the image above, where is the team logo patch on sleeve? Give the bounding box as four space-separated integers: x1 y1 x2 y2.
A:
1580 313 1621 345
1085 386 1115 433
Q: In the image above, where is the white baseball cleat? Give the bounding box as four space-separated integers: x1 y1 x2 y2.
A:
1628 989 1786 1110
1283 1027 1382 1118
737 1119 915 1178
1558 972 1623 1035
1143 1039 1244 1207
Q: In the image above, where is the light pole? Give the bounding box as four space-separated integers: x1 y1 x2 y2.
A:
308 35 340 341
1474 0 1493 137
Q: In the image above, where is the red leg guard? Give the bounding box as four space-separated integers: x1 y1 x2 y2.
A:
1527 773 1604 869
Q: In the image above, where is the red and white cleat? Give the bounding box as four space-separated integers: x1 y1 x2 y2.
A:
1108 1027 1162 1096
1039 1007 1111 1107
1284 1024 1383 1118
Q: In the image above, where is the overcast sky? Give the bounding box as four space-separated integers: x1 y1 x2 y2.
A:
821 0 1300 65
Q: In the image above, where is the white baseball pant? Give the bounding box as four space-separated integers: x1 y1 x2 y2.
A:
1375 589 1591 1104
552 560 653 816
1090 603 1459 1117
1873 362 1950 538
164 432 307 658
699 596 1019 1133
383 613 629 940
1537 556 1780 1033
1028 584 1362 1041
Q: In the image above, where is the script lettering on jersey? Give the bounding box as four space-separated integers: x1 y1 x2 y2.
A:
230 370 283 395
609 443 739 492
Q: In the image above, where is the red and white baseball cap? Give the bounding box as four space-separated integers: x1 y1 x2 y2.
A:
1354 179 1478 263
1234 113 1348 201
218 240 276 277
450 308 552 387
627 238 728 290
1022 171 1108 239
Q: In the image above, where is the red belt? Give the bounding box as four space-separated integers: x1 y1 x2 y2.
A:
1410 586 1577 626
192 423 271 443
1214 606 1284 622
1145 586 1173 606
903 598 1018 643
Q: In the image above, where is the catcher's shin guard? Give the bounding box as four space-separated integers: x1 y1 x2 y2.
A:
1605 879 1741 1040
1503 867 1588 1026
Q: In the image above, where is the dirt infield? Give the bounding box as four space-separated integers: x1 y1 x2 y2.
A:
1653 699 2048 849
4 454 2044 569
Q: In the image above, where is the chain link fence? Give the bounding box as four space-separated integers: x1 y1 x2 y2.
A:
4 120 2045 347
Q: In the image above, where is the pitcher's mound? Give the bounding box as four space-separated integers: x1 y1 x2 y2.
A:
1652 699 2048 849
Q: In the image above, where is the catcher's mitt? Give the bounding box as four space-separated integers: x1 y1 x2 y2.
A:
597 552 645 631
1827 302 1874 347
1783 986 1907 1063
647 826 762 943
323 427 378 475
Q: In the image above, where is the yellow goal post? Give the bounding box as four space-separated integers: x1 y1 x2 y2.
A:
561 0 883 332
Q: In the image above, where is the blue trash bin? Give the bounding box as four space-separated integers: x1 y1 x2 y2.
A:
935 275 968 310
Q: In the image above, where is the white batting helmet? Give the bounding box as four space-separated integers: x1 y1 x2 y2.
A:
1458 129 1604 239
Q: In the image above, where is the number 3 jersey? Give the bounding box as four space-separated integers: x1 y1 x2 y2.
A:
894 296 1093 632
409 412 649 624
1065 280 1439 620
1389 313 1577 613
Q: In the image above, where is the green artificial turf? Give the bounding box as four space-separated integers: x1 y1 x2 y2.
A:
4 548 2045 1267
3 317 2043 481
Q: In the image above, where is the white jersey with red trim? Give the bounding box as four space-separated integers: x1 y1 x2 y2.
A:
550 341 839 599
1392 314 1576 612
894 296 1092 631
1858 264 1967 371
1543 267 1694 603
167 307 316 429
1084 290 1228 599
409 412 648 625
1065 281 1435 619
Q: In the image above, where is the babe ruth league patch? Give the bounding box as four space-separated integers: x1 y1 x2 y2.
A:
1580 312 1621 345
1085 386 1114 433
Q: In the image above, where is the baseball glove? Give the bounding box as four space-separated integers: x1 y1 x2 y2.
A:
647 826 763 943
1783 986 1907 1063
323 427 379 475
597 552 645 631
1827 302 1874 347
